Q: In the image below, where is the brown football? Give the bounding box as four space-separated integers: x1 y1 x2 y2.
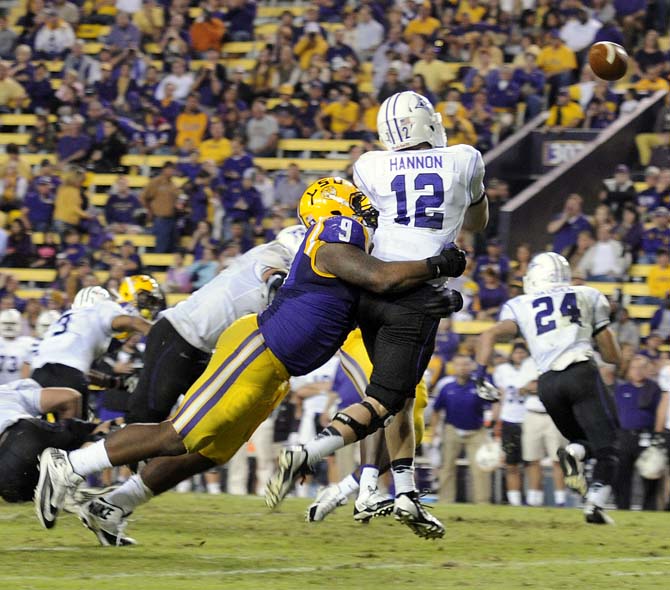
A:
588 41 628 81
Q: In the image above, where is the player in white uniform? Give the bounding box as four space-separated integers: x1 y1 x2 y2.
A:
31 286 152 409
125 225 305 424
476 252 622 524
267 91 487 539
0 309 34 384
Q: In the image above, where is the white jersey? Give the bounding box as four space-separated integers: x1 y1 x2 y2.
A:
0 336 34 385
0 378 42 435
291 357 338 444
32 300 125 373
499 285 611 375
493 358 537 423
161 242 291 353
353 144 485 261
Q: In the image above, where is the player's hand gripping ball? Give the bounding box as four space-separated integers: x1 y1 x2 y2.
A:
588 42 628 81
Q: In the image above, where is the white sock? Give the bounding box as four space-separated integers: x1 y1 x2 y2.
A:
304 431 345 466
507 490 522 506
587 483 611 508
68 440 112 477
105 474 153 514
566 443 586 461
554 489 567 506
338 473 360 497
207 481 221 494
391 459 416 496
175 479 192 493
527 489 544 506
358 465 379 495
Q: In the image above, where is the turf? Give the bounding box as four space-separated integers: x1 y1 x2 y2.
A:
1 495 670 590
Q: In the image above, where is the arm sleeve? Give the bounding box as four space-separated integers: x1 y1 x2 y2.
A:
468 149 485 205
498 300 518 324
98 301 126 335
592 290 612 332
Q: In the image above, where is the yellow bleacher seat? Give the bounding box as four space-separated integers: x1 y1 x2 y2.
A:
222 41 263 55
83 42 104 55
76 24 110 39
585 281 620 296
144 43 162 55
628 304 658 319
223 58 257 72
254 23 279 38
634 182 649 193
51 79 62 90
0 153 55 167
0 114 57 127
91 194 108 207
0 268 56 283
113 234 155 248
0 133 30 146
277 139 361 153
142 253 193 267
266 98 306 110
452 320 495 335
257 6 306 18
629 264 651 278
16 288 49 300
641 323 650 338
166 293 189 306
45 61 63 73
359 82 375 95
622 283 650 297
254 157 349 172
659 36 670 52
120 154 179 169
31 232 59 245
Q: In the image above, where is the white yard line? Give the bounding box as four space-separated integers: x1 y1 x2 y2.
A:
0 555 669 581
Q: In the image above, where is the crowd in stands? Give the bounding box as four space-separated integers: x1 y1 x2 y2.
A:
0 0 670 507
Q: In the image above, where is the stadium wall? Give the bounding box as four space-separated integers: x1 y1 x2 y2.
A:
497 90 668 254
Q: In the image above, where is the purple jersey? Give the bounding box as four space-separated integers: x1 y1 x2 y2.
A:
259 216 368 376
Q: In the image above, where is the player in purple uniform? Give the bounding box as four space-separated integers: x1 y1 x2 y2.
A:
34 178 465 544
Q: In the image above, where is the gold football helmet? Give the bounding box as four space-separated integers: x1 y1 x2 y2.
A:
117 274 165 320
298 177 378 228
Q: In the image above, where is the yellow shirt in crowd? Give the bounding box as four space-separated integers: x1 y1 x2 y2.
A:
322 100 359 134
545 101 585 127
175 112 208 148
199 137 232 164
404 16 441 40
648 266 670 298
537 44 577 75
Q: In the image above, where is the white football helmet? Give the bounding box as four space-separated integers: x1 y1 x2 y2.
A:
523 252 571 295
377 91 447 151
636 446 667 480
35 310 60 339
72 286 111 310
475 440 502 473
0 309 22 339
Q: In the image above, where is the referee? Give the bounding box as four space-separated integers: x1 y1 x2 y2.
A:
614 355 668 510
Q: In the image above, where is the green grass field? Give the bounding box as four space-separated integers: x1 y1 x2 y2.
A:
1 494 670 590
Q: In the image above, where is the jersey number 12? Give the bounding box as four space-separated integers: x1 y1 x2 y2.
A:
391 173 445 229
533 293 582 336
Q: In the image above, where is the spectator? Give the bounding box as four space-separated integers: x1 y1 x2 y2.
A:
474 267 508 320
611 308 641 349
155 59 194 102
221 0 255 42
0 161 28 214
0 60 26 111
559 8 602 59
31 231 58 269
61 227 87 264
546 193 592 255
474 238 510 284
221 171 265 239
640 207 670 262
316 87 359 139
274 163 306 213
164 248 192 294
633 63 669 95
132 0 164 42
53 0 79 26
544 88 585 129
536 31 577 96
22 176 55 231
118 239 141 274
188 220 216 261
431 354 492 505
510 242 532 283
106 11 141 50
0 14 17 59
10 44 35 87
635 93 670 167
413 46 452 96
2 219 33 267
56 115 92 165
53 167 87 235
189 9 225 54
632 30 666 78
294 22 329 71
372 26 409 90
615 355 667 511
221 137 254 182
104 177 142 233
353 5 384 60
326 26 357 69
599 164 636 221
650 296 670 340
376 62 408 103
132 106 171 155
89 119 127 172
245 100 279 157
26 63 52 113
175 94 208 149
565 229 594 270
577 224 629 281
188 243 219 289
140 162 180 253
404 2 440 40
34 8 75 59
636 166 662 213
613 205 644 258
199 118 231 164
647 248 670 299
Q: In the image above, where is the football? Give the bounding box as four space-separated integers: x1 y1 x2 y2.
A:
588 41 629 81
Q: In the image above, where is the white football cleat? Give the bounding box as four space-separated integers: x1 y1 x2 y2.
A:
265 446 309 510
557 446 587 497
306 484 348 522
353 488 394 522
34 448 84 529
393 492 445 540
584 502 615 525
78 498 137 546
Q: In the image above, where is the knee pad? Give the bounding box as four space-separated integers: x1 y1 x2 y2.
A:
592 446 619 485
366 388 407 415
332 400 396 441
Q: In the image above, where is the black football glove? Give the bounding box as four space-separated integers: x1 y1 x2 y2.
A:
266 271 287 305
426 243 467 279
424 287 464 318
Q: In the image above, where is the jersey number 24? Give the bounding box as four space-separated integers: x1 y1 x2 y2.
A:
533 293 581 336
391 173 445 229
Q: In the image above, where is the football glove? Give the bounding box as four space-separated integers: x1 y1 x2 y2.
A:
265 271 287 305
651 433 667 448
424 287 464 318
426 243 467 279
474 363 500 402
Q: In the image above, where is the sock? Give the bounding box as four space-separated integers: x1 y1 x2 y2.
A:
68 440 112 477
358 465 379 495
175 479 192 493
507 490 522 506
104 474 153 514
391 458 416 496
304 427 345 466
587 483 611 508
527 489 544 507
206 481 221 494
566 443 586 461
554 489 567 506
338 473 360 497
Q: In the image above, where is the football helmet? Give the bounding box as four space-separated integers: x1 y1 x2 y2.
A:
474 440 502 473
117 274 165 320
0 309 22 339
35 310 60 339
523 252 571 295
298 177 378 228
72 286 111 310
377 91 447 151
636 445 667 480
